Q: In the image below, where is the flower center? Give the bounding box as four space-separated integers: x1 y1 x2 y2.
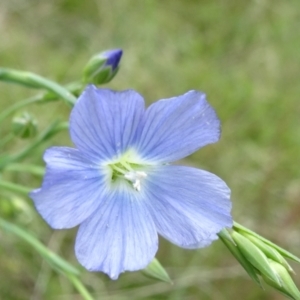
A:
108 151 148 191
124 171 147 192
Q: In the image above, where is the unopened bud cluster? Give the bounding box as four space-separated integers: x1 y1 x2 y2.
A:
219 222 300 299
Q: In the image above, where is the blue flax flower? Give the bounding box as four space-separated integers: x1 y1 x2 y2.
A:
30 86 232 279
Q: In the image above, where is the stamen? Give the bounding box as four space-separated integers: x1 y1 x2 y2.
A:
124 171 147 191
119 160 133 171
111 164 127 175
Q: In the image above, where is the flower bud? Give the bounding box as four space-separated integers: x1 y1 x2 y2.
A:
12 112 37 139
262 260 300 300
231 231 281 285
242 232 294 273
220 223 300 299
218 229 262 286
83 49 123 85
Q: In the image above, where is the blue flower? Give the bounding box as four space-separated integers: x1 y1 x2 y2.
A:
30 86 232 279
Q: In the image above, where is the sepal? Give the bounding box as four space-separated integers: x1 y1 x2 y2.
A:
141 257 172 284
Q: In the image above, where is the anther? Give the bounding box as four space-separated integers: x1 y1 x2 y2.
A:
124 171 147 191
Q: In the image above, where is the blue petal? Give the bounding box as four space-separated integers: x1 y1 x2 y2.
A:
143 165 232 248
70 86 145 162
30 147 107 229
103 49 123 71
137 91 220 163
75 182 158 279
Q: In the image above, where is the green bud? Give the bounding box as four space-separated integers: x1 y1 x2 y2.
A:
262 260 300 300
83 49 123 85
232 231 281 285
218 229 262 286
242 232 294 273
141 257 172 284
221 223 300 299
234 222 300 264
12 112 37 139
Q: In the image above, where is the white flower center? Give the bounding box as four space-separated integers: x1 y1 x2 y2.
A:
124 171 147 192
107 150 148 192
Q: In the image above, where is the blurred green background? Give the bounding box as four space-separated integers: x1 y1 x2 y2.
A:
1 0 300 299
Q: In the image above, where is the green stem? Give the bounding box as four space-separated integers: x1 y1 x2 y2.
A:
0 95 41 123
48 121 69 135
0 217 80 276
0 217 93 300
67 274 95 300
5 163 44 176
0 121 68 170
0 81 83 124
0 180 31 195
0 68 77 106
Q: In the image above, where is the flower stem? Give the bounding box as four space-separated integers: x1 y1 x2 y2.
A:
0 81 83 124
5 163 44 176
0 217 95 300
0 121 68 170
0 210 95 300
67 274 95 300
0 95 41 123
0 68 77 106
0 180 31 195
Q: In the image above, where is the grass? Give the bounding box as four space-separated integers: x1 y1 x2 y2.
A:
1 0 300 299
